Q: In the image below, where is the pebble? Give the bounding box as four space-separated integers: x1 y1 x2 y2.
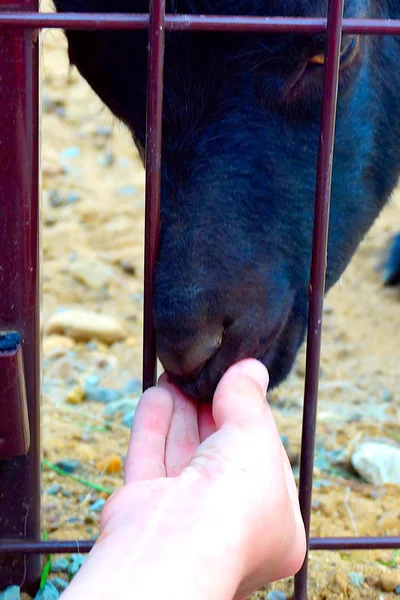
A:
46 308 126 344
380 572 400 592
80 429 95 443
266 592 286 600
42 149 64 178
96 455 123 474
48 190 71 208
96 125 112 137
121 378 141 395
48 190 80 208
67 554 86 576
66 517 81 524
66 192 80 204
84 386 121 404
51 579 68 593
382 389 392 402
314 453 331 471
0 586 21 600
42 94 65 115
42 95 55 113
90 498 106 512
68 261 114 290
313 479 333 489
61 147 80 159
55 106 66 118
34 582 59 600
119 260 136 275
47 484 62 496
104 397 139 416
331 571 348 595
117 185 136 196
55 459 80 473
85 375 100 387
365 575 378 587
122 410 136 429
348 572 365 588
84 514 94 525
97 150 114 167
43 335 75 358
66 385 85 405
48 522 62 533
351 441 400 485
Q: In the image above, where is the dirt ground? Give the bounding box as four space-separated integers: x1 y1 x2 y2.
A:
38 14 400 600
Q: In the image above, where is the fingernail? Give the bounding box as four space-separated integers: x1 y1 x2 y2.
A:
234 359 269 394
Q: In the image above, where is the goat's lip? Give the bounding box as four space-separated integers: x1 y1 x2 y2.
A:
164 302 294 402
161 330 224 384
166 340 278 402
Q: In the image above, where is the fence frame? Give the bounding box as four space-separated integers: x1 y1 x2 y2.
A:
0 2 399 599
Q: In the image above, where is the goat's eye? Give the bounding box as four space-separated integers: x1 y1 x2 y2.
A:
308 36 359 68
308 53 325 65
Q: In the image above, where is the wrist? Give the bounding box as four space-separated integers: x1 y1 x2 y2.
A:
61 473 246 600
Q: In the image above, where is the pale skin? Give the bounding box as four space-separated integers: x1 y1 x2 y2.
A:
60 359 306 600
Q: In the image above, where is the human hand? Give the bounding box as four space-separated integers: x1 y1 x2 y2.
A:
61 359 305 600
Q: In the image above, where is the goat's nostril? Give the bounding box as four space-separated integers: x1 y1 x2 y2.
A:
157 329 223 380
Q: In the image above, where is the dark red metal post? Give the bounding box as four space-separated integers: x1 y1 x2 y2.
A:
294 0 345 597
142 0 166 391
0 0 41 592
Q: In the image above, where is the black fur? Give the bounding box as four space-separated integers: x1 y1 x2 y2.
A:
54 0 400 400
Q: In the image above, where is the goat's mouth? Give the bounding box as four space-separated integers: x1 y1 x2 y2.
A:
163 299 297 403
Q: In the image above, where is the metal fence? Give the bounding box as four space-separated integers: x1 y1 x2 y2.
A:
0 1 399 598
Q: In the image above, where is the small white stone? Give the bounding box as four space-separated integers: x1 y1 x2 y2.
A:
46 308 126 344
68 260 114 289
351 441 400 485
43 334 75 358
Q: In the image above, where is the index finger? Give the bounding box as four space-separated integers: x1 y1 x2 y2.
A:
158 377 200 477
124 386 174 484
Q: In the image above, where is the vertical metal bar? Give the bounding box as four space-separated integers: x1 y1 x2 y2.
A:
142 0 166 391
294 0 344 597
0 0 41 593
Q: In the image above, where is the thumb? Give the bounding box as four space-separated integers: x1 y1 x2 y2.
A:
212 359 270 430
